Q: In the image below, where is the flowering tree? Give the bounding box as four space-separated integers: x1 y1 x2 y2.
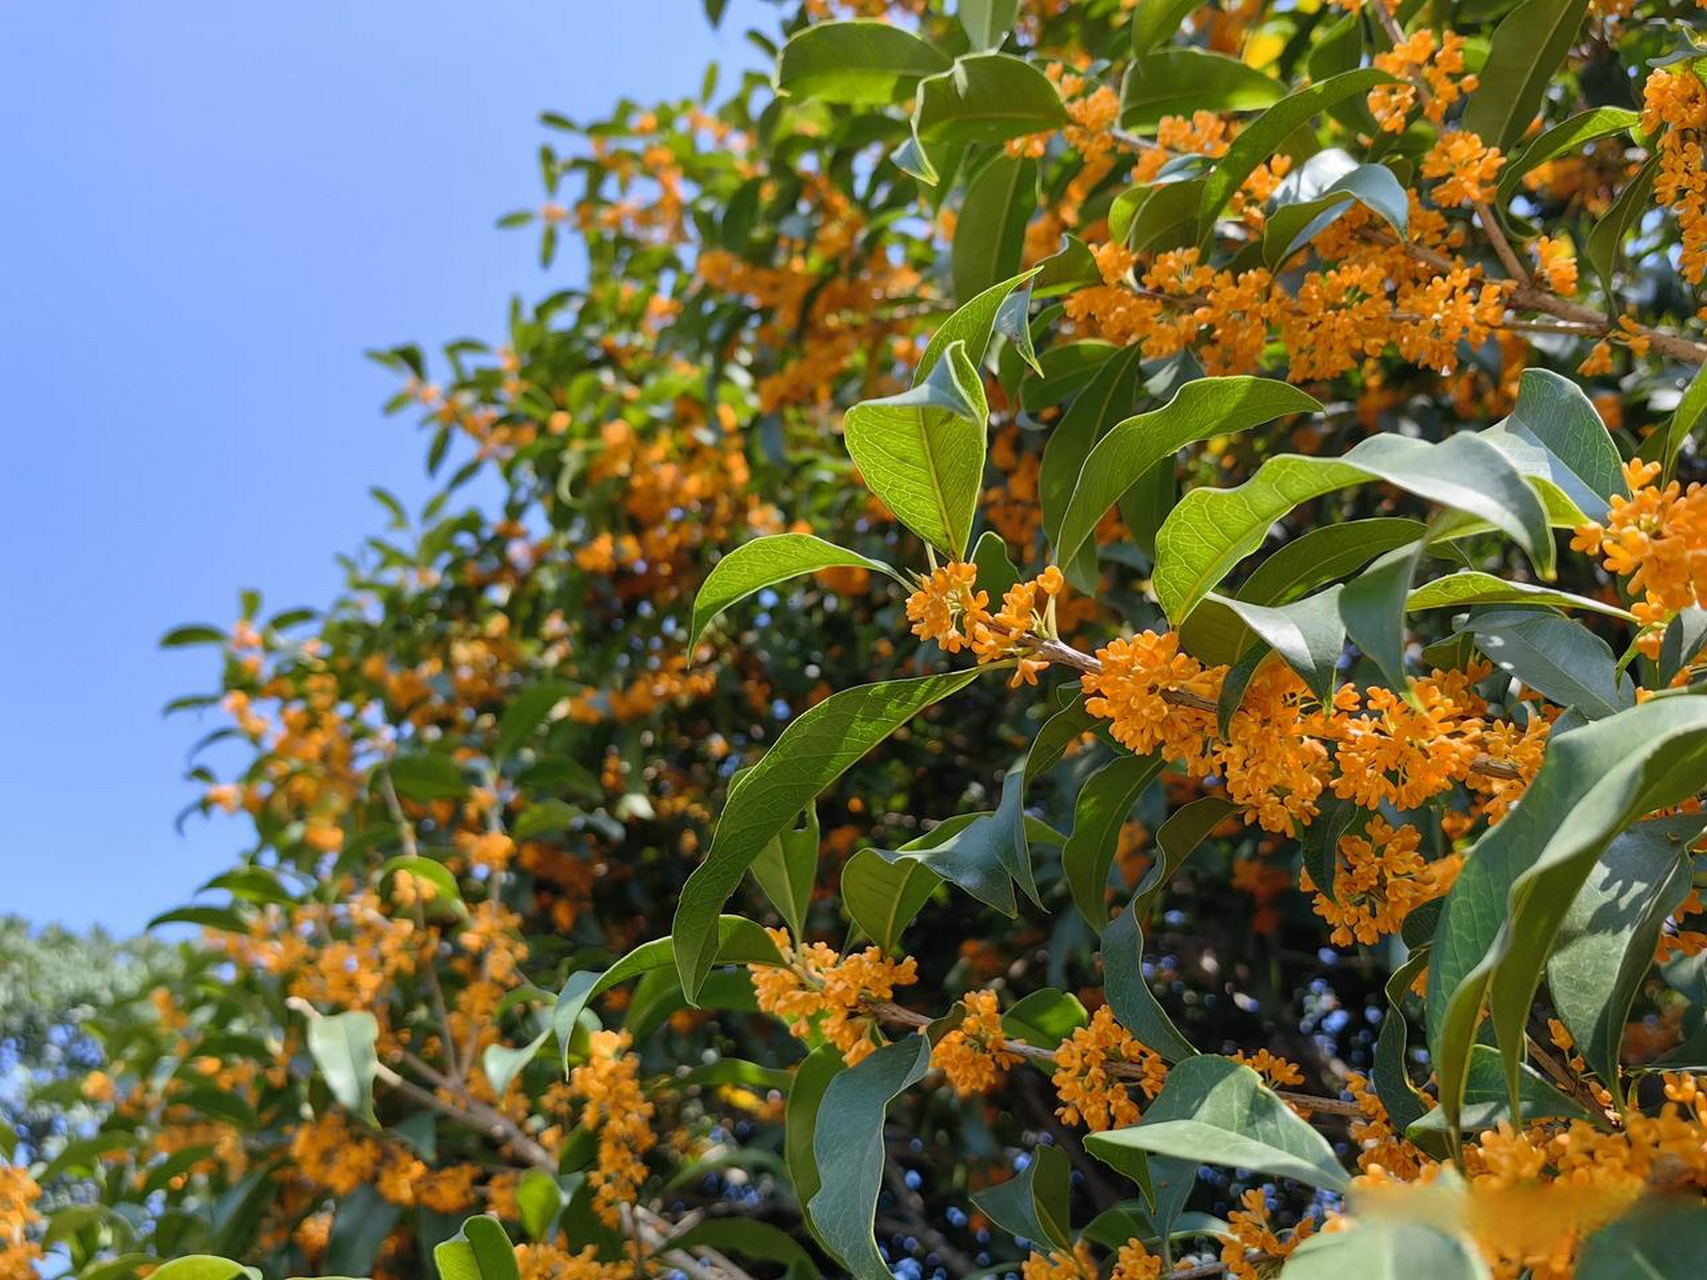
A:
12 0 1707 1277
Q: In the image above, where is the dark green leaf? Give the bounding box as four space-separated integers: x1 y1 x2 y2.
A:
776 21 951 105
1064 754 1166 933
1104 902 1197 1062
1463 0 1592 151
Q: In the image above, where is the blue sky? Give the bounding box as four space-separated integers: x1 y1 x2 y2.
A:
0 2 762 932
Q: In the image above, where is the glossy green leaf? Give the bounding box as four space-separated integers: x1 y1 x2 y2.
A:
1339 542 1423 690
1085 1056 1348 1192
1462 609 1632 719
692 534 891 645
1120 50 1284 130
1640 356 1707 478
1406 1044 1594 1149
1155 432 1554 624
305 1010 379 1124
1055 377 1322 567
1283 1219 1489 1279
807 1035 933 1279
953 153 1036 306
1587 153 1659 303
482 1025 550 1097
1489 368 1625 514
785 1045 843 1253
148 1260 259 1280
515 1168 563 1244
1575 1197 1707 1278
1263 162 1409 267
1104 901 1197 1062
1001 988 1089 1047
1462 0 1591 151
674 671 981 999
1040 346 1145 552
972 1144 1072 1253
1064 754 1165 933
843 848 941 953
1213 585 1345 702
776 21 951 105
1428 696 1707 1133
1548 814 1702 1085
1407 572 1636 621
1130 0 1199 55
1198 70 1391 235
433 1216 521 1280
845 341 987 557
1497 107 1638 206
911 53 1066 182
959 0 1019 50
751 803 819 939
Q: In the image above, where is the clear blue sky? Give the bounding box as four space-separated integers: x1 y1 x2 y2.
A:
0 2 763 932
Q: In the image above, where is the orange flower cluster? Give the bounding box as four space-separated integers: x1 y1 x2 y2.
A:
1021 1241 1097 1280
1422 131 1506 208
1108 1240 1164 1280
1050 1006 1167 1131
1302 818 1461 947
906 562 1067 686
934 989 1022 1096
0 1164 42 1280
1369 30 1478 132
1221 1188 1318 1280
516 1244 634 1280
750 928 918 1065
1574 458 1707 656
569 1029 656 1229
1644 64 1707 282
1066 203 1507 383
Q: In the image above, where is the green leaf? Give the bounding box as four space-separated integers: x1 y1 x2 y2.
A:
1462 0 1591 152
1428 696 1707 1135
433 1216 521 1280
843 848 941 953
1339 542 1424 690
1497 107 1639 207
1104 901 1197 1062
325 1185 400 1277
1575 1197 1707 1278
972 1144 1072 1253
379 855 466 919
1155 432 1554 624
148 1260 259 1280
305 1010 379 1124
751 803 819 940
1238 518 1427 609
515 1168 564 1244
1198 70 1392 235
1406 1044 1595 1148
972 528 1022 600
692 534 891 646
1213 586 1345 702
673 671 981 1000
1407 572 1636 622
918 269 1037 380
553 917 783 1070
1001 988 1089 1047
1640 356 1707 478
807 1035 934 1280
1282 1219 1490 1279
1586 153 1659 303
387 752 467 802
1373 950 1430 1134
1055 377 1322 567
1026 692 1109 781
482 1026 550 1097
1130 795 1239 919
1548 814 1702 1085
160 625 227 648
844 340 988 558
1462 609 1632 719
1063 754 1166 933
1263 162 1410 267
911 53 1066 182
1086 1056 1349 1192
1120 50 1284 130
873 805 1018 917
958 0 1018 50
776 21 950 105
953 153 1037 306
785 1045 843 1253
1131 0 1199 55
668 1220 819 1280
1040 346 1146 551
1489 368 1625 514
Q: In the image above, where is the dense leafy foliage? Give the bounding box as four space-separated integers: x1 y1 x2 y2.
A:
13 0 1707 1277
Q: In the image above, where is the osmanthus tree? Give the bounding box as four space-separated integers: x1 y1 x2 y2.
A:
15 0 1707 1277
